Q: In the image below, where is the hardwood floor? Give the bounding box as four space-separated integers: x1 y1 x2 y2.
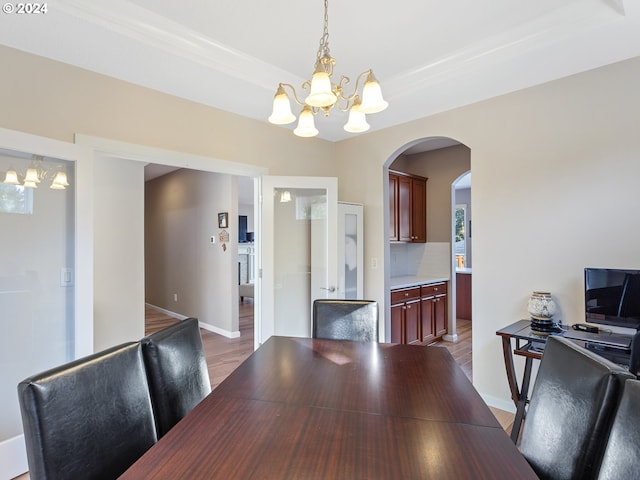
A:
433 319 514 432
145 302 255 390
433 318 472 379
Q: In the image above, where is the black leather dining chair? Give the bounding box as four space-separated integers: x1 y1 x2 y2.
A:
141 317 211 437
18 342 157 480
597 378 640 479
518 336 634 480
312 299 379 342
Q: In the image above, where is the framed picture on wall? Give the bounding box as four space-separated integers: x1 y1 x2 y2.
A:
218 212 228 229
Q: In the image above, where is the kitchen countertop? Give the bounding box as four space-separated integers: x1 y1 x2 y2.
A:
456 268 472 274
390 275 450 290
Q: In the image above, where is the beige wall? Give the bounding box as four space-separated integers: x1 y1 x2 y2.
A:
335 56 640 409
2 43 640 408
0 45 337 176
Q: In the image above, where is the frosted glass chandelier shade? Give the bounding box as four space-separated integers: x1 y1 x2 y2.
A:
360 72 389 114
344 98 370 133
293 106 319 137
268 85 296 125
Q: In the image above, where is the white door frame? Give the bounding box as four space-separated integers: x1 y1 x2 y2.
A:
258 176 338 346
75 134 267 335
0 127 93 479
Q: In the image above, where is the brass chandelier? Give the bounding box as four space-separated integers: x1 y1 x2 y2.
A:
268 0 388 137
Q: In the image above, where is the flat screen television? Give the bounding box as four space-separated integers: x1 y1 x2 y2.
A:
585 267 640 330
238 215 248 243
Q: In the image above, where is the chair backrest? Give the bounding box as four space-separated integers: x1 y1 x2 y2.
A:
597 378 640 479
628 330 640 377
312 299 379 342
141 317 211 437
519 336 634 480
18 342 157 480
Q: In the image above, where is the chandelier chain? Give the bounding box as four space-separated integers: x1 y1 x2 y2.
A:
315 0 331 63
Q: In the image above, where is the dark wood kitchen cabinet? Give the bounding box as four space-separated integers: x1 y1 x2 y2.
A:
391 281 448 344
389 170 427 243
420 282 448 343
456 272 472 321
390 287 421 344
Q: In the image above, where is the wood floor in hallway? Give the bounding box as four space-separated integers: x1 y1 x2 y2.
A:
145 302 255 390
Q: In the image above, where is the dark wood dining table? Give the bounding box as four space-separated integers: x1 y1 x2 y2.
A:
120 336 538 479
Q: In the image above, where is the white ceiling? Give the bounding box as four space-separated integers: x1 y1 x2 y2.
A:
2 0 639 144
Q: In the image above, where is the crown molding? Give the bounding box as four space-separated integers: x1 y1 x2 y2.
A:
56 0 304 90
386 0 624 96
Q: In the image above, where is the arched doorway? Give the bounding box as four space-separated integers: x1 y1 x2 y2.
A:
383 136 470 344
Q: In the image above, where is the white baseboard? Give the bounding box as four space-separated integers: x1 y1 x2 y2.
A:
198 322 241 339
481 393 516 413
442 333 458 342
145 303 240 339
0 434 28 480
145 303 187 320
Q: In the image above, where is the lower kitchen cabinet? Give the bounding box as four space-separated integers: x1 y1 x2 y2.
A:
456 272 472 321
390 287 421 344
391 281 448 345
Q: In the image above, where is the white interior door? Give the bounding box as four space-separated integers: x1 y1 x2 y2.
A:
257 176 337 346
337 202 364 299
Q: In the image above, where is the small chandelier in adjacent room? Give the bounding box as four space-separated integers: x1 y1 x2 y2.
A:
2 155 70 189
268 0 388 137
279 190 292 203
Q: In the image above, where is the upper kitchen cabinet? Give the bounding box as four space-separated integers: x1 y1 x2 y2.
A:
389 170 427 243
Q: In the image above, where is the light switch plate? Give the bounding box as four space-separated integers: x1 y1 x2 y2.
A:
60 267 73 287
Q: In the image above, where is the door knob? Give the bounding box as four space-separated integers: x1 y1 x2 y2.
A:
320 286 336 292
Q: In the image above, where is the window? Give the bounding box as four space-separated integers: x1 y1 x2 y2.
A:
455 204 466 268
0 183 33 214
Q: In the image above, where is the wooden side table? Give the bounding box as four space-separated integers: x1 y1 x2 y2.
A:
496 320 546 442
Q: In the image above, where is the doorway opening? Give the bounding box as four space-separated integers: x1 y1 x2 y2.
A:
75 135 266 351
384 137 470 345
453 171 472 325
144 167 258 343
